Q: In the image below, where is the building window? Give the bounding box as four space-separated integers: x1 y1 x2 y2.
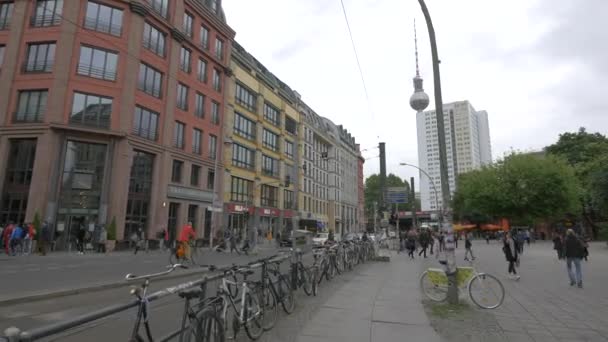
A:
183 12 193 38
200 25 209 50
143 22 165 57
132 106 158 141
32 0 62 27
138 63 162 98
191 164 200 186
0 139 37 225
197 58 207 82
215 38 223 60
125 151 154 239
285 140 294 159
285 116 297 135
176 83 188 110
77 45 117 81
264 103 280 126
263 129 279 151
211 101 220 125
235 83 256 112
24 42 55 73
147 0 168 18
262 155 279 178
232 144 254 170
174 121 185 149
192 128 202 154
284 190 294 209
187 204 198 229
0 2 14 30
179 46 191 73
207 170 215 189
209 134 217 159
230 176 252 203
84 1 123 37
233 113 256 140
70 92 112 129
171 160 183 183
261 185 278 208
14 89 47 123
212 68 221 91
195 92 205 118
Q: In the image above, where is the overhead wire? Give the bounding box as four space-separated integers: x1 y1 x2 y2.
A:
338 0 382 144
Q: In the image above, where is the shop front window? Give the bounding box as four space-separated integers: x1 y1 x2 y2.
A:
125 151 154 240
0 139 37 225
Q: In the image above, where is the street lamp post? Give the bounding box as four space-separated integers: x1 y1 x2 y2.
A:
399 163 441 218
411 0 459 304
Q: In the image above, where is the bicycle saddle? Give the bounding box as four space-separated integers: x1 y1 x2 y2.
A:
178 287 204 299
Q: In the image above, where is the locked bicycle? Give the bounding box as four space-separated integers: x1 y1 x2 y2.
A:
420 261 505 309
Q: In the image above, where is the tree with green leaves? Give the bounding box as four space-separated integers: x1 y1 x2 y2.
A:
364 174 411 212
453 153 580 226
546 127 608 237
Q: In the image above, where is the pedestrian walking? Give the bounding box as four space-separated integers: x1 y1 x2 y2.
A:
133 228 145 255
38 221 51 256
418 229 429 258
229 230 240 254
178 222 196 259
438 231 445 252
582 235 590 261
406 229 417 259
76 223 86 254
563 229 584 288
485 233 491 244
97 225 107 253
503 231 520 280
3 222 14 255
553 234 564 260
464 233 475 261
275 231 281 248
10 224 24 256
429 232 435 255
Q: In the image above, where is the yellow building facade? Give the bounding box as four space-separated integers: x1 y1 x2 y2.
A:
221 43 300 242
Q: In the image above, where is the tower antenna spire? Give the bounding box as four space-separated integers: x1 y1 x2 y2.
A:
414 19 420 77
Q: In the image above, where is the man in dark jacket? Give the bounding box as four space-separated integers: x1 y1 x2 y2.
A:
563 229 584 288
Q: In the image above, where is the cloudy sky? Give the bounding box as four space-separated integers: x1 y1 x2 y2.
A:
222 0 608 184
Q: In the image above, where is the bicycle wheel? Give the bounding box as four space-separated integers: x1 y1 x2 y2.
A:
420 270 449 302
311 266 318 296
244 291 264 340
468 273 505 309
301 266 313 296
260 284 277 331
190 246 202 265
317 260 328 285
278 275 295 314
194 308 225 342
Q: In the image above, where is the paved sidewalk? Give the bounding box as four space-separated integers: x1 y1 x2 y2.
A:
294 251 443 342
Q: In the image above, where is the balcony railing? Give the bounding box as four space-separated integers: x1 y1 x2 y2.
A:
179 62 191 73
30 14 61 27
174 138 185 149
22 60 54 73
77 64 116 81
69 115 110 129
262 169 279 178
143 39 164 56
132 127 157 141
84 18 122 36
13 112 43 123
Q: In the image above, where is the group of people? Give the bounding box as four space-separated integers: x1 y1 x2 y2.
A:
1 221 52 256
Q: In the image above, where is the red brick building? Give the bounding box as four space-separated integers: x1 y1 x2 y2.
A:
0 0 234 248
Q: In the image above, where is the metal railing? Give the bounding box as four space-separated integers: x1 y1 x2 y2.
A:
12 112 43 123
77 64 116 81
22 61 53 73
2 253 293 342
30 14 61 27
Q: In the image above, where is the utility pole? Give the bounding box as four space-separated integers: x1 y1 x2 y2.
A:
410 7 458 304
411 177 417 230
378 142 387 214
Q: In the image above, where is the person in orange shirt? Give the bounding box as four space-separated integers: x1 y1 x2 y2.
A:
178 222 196 259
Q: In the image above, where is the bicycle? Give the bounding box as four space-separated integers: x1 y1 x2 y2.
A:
291 248 317 296
169 240 202 266
125 264 221 342
199 265 268 340
260 256 295 315
420 261 505 309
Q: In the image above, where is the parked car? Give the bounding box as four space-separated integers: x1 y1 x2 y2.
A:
313 233 329 246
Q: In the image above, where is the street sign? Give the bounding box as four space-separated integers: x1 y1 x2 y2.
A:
386 187 408 204
207 206 223 212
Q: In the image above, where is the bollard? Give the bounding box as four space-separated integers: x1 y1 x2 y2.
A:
3 327 21 342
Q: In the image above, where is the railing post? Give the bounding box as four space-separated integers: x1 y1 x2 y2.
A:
3 327 21 342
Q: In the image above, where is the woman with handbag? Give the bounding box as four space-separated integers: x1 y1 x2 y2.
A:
503 231 520 280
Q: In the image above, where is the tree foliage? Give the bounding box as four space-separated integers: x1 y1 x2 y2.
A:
453 153 580 225
364 174 413 213
546 127 608 221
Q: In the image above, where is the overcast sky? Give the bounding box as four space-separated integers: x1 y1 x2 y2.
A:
222 0 608 185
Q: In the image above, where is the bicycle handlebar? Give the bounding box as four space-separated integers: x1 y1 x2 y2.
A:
125 264 188 281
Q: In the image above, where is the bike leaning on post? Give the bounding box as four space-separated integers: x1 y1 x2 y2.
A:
419 260 505 309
